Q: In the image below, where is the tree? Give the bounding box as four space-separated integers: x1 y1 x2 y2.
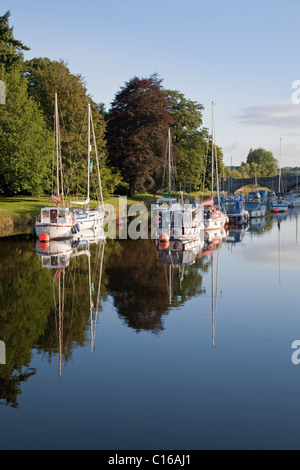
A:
165 90 209 191
0 11 30 71
246 147 278 177
0 65 52 195
106 74 172 197
23 58 117 197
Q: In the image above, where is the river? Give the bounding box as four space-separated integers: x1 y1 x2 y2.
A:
0 207 300 450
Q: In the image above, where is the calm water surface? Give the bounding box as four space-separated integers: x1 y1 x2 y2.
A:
0 208 300 450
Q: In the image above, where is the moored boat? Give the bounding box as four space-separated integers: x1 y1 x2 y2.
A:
244 200 267 218
224 197 249 225
154 129 204 241
269 197 288 212
70 103 105 232
203 103 228 231
34 93 78 240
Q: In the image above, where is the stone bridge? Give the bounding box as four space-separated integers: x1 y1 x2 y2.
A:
219 174 299 193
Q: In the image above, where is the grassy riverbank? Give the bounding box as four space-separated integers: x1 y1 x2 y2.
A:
0 191 214 218
0 190 219 237
0 194 159 236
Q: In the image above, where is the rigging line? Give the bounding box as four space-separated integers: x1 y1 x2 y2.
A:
214 120 220 208
211 254 215 350
214 246 220 320
91 240 105 351
90 105 104 205
63 257 77 350
171 137 176 195
51 121 55 197
161 132 169 195
57 98 72 157
201 141 209 202
71 107 88 199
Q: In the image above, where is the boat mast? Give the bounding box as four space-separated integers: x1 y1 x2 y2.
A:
55 92 64 206
168 128 171 198
211 103 214 197
279 137 282 195
87 103 91 207
55 93 60 199
90 108 104 207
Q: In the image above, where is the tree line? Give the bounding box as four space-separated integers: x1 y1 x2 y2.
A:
0 11 279 198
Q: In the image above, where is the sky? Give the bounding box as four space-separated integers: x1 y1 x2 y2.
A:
4 0 300 167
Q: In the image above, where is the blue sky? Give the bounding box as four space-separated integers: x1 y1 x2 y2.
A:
5 0 300 166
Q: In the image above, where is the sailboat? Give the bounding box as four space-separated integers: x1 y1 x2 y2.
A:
154 128 204 241
203 103 228 231
35 93 77 240
70 102 105 231
269 138 288 213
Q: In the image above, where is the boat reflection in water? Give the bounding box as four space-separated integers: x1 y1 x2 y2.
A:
34 228 106 375
156 233 205 304
204 227 227 255
248 217 267 233
203 228 226 350
224 223 249 246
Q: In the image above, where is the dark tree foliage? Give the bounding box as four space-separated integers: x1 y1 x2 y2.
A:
106 74 173 197
0 11 30 71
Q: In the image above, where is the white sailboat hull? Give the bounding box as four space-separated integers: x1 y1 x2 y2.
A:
204 214 228 231
269 201 288 212
35 222 74 240
160 222 204 240
35 206 76 240
73 208 105 231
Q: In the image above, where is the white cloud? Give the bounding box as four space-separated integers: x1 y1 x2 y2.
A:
237 100 300 131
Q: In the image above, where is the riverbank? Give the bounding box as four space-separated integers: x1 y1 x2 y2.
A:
0 192 214 238
0 194 157 237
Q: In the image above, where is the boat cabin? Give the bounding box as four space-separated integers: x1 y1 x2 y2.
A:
224 200 246 215
155 198 177 208
157 208 197 228
40 207 72 224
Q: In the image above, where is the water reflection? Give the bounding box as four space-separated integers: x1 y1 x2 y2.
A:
204 227 227 255
225 223 249 246
156 234 205 304
35 229 106 375
0 208 299 412
0 229 107 406
248 217 267 233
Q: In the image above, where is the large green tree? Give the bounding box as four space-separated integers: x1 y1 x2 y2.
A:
106 74 172 197
245 147 278 177
23 58 118 198
0 11 30 71
166 90 216 192
0 65 52 195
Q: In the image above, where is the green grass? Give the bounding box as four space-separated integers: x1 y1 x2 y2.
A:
0 196 49 217
0 190 215 219
0 194 158 218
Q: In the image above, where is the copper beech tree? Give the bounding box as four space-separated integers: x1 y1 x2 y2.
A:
106 74 174 197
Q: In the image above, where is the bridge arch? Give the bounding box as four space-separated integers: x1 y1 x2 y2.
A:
219 175 297 193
